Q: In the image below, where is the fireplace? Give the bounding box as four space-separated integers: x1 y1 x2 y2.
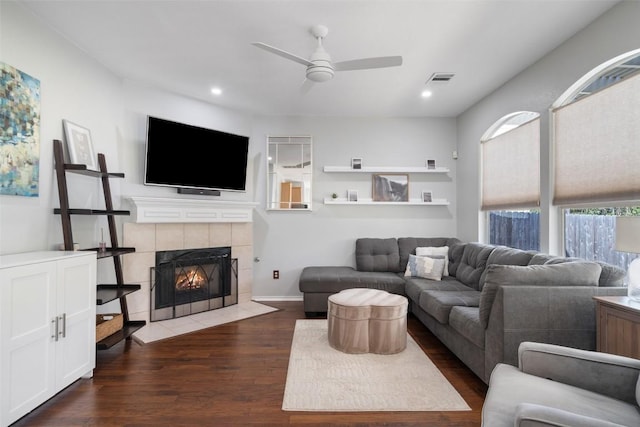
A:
151 246 238 322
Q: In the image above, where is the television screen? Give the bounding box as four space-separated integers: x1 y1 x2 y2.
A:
144 116 249 193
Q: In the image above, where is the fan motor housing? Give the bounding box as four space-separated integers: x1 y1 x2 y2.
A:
306 62 334 82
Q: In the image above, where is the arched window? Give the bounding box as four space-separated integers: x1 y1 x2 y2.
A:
552 49 640 271
481 111 540 250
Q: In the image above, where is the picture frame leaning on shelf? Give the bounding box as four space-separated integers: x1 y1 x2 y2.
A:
63 119 97 170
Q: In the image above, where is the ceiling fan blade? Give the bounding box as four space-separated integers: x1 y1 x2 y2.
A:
334 56 403 72
252 42 313 67
300 78 314 94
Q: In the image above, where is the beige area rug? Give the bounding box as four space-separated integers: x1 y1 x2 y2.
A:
282 319 471 412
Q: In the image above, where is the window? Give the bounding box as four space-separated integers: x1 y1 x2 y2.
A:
564 207 639 272
553 50 640 272
489 210 540 251
481 112 540 250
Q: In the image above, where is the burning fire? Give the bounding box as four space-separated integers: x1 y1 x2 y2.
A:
175 268 206 290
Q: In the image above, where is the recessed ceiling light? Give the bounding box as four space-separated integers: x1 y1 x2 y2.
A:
421 90 432 98
211 87 222 96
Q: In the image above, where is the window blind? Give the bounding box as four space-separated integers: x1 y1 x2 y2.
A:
553 72 640 205
481 118 540 210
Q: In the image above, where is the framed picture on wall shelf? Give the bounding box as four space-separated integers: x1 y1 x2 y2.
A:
426 159 436 169
348 189 358 202
63 119 97 170
372 174 409 202
422 191 433 203
351 157 363 170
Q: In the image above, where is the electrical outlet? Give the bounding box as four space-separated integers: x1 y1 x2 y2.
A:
273 270 279 279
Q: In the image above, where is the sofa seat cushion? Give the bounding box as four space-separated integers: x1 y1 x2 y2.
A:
482 364 640 427
418 290 481 324
299 266 406 294
404 276 474 303
449 306 484 349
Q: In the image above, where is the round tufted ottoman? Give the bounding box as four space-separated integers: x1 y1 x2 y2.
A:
327 288 408 354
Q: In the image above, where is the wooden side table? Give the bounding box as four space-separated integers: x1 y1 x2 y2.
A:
593 296 640 359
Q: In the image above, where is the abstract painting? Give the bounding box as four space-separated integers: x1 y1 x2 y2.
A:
0 62 41 197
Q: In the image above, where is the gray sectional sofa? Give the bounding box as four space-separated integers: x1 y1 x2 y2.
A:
298 237 627 383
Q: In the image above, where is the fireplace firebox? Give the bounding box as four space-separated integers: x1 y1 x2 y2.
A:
151 246 237 322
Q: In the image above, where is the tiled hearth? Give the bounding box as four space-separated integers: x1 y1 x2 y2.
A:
133 301 278 344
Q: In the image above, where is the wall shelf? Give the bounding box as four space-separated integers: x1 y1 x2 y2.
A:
324 197 450 206
323 166 450 173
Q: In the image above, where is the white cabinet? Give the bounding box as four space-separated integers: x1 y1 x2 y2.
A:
0 251 96 427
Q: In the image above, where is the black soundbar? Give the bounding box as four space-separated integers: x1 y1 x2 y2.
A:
177 188 221 196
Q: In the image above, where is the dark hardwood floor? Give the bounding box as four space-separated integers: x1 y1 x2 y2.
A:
13 301 487 426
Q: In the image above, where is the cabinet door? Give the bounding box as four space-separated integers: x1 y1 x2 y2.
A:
0 262 57 426
55 254 96 390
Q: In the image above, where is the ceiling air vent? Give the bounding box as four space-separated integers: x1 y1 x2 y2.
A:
427 72 455 83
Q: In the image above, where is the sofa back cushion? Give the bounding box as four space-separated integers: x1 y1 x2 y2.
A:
397 237 461 272
478 246 535 290
448 242 466 277
478 262 602 328
355 238 401 272
451 243 495 290
595 262 626 287
535 256 626 287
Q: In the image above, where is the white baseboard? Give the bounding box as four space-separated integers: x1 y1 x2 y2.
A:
252 296 303 302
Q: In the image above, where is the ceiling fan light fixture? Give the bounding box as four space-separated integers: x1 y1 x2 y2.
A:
306 65 334 82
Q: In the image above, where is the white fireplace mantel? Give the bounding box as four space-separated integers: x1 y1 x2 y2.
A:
127 197 259 223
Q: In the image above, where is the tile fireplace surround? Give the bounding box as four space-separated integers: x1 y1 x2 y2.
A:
119 197 257 325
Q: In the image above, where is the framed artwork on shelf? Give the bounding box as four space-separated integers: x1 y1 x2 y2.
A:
348 189 358 202
63 120 97 170
426 159 436 169
351 157 363 170
422 191 433 203
372 174 409 202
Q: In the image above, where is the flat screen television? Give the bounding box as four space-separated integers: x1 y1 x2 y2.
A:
144 116 249 194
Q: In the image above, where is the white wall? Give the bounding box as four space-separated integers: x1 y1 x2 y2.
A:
4 0 637 301
0 2 458 301
0 2 124 255
455 0 640 254
118 80 254 202
250 116 457 299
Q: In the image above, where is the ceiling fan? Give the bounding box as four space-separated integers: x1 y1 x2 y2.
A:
252 25 402 89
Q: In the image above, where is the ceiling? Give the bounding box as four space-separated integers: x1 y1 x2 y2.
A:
19 0 619 118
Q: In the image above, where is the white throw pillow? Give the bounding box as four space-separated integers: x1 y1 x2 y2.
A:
404 254 446 281
416 246 449 276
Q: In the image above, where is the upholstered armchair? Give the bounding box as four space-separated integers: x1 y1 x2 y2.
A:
482 341 640 426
